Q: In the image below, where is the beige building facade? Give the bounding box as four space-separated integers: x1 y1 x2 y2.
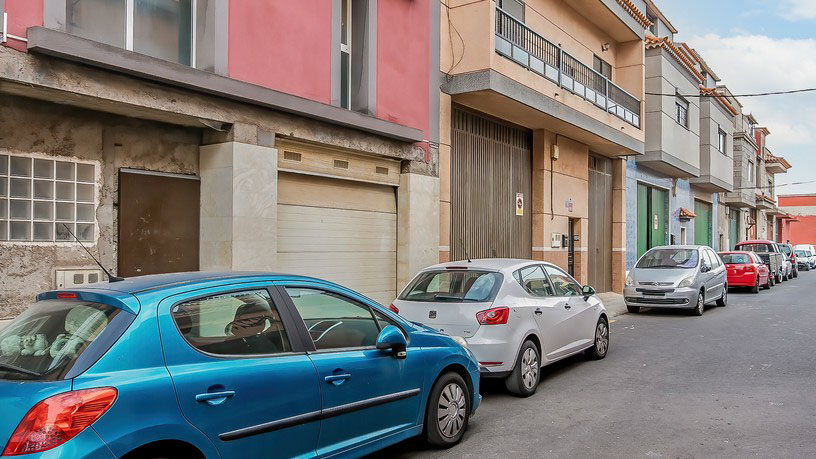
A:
438 0 649 292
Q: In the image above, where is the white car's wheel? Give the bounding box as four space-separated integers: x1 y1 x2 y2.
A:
585 317 609 360
505 340 540 397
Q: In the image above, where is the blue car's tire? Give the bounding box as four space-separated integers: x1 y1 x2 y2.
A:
424 372 470 448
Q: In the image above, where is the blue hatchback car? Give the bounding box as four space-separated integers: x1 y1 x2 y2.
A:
0 272 480 458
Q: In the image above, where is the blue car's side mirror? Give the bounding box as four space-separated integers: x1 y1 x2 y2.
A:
376 325 407 359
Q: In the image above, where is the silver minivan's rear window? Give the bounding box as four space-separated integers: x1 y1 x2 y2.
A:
399 270 503 302
0 300 121 380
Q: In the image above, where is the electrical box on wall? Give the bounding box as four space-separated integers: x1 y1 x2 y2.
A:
551 232 562 248
55 269 104 289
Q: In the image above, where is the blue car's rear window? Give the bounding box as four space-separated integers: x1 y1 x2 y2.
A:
0 300 122 381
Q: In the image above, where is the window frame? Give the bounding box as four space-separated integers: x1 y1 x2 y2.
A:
675 96 689 128
339 0 352 109
514 264 555 298
498 0 525 23
275 283 408 354
542 265 584 298
717 127 727 153
66 0 201 68
0 153 98 244
592 55 612 80
169 286 307 360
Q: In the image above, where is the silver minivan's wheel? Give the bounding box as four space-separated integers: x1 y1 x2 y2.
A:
585 317 609 360
424 372 470 448
692 291 705 316
505 340 540 397
717 285 727 306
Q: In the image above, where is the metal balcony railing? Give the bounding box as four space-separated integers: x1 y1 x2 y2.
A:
494 7 641 128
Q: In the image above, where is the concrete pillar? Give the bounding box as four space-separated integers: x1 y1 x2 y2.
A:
397 172 440 292
611 158 627 293
199 142 278 271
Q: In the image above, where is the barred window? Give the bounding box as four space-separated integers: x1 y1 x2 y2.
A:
0 154 97 243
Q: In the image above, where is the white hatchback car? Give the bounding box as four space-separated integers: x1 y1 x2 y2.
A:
392 259 609 397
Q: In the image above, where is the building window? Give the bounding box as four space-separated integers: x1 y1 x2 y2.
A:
66 0 212 69
680 227 687 245
339 0 352 109
593 55 612 80
0 154 97 243
747 161 754 183
675 97 689 128
647 13 657 35
718 127 727 153
498 0 525 23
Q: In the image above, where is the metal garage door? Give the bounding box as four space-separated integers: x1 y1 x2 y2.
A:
694 200 712 247
450 107 532 260
588 154 612 292
276 171 397 305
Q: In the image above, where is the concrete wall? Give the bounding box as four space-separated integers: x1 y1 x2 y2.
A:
641 48 700 174
698 98 734 188
0 94 200 318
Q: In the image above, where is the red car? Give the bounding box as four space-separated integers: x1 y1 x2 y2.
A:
718 251 771 293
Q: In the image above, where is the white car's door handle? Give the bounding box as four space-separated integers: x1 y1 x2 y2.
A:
534 308 543 315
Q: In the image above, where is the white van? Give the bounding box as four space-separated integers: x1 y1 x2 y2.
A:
794 244 816 269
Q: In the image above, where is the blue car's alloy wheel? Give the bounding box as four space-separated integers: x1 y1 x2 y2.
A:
425 372 470 448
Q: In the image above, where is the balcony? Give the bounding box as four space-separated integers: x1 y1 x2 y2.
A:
765 154 791 175
756 194 776 211
722 190 755 208
494 8 641 129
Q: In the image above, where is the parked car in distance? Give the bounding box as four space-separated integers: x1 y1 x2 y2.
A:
778 243 798 279
794 249 812 271
719 251 771 292
0 272 481 458
794 244 816 269
624 246 727 316
392 259 609 398
734 240 785 284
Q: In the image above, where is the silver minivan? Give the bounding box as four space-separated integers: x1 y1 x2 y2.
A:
624 245 727 316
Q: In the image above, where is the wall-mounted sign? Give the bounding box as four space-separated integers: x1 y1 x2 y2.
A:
565 198 573 212
516 193 524 216
653 214 659 230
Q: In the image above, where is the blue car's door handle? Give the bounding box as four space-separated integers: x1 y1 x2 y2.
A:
195 390 236 405
324 374 352 386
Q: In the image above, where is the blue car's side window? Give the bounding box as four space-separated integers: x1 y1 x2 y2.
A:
172 289 292 356
284 287 380 351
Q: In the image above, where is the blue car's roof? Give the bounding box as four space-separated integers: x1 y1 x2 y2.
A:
68 271 329 294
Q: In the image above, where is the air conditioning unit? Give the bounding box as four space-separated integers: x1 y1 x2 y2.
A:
55 269 104 289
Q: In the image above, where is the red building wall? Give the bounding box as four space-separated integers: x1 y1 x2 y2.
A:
2 0 42 52
376 0 430 140
778 195 816 246
228 0 332 104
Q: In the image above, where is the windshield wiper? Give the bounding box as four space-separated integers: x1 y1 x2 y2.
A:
0 363 41 377
433 294 466 301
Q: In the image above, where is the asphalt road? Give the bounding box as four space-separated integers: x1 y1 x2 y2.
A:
375 270 816 458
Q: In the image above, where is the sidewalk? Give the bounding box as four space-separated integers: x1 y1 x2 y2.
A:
597 292 627 318
0 319 10 331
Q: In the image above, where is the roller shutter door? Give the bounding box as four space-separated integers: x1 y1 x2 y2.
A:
277 171 397 305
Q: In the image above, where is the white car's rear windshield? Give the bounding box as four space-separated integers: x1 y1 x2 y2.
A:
399 270 503 302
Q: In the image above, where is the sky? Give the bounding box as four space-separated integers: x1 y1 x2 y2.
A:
655 0 816 195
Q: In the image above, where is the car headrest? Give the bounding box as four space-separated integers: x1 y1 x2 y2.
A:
227 298 273 338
